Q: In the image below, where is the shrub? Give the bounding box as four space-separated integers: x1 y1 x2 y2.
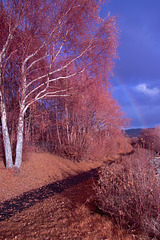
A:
95 149 160 239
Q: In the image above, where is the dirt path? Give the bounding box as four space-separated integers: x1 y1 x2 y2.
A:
0 152 142 239
0 168 99 222
0 152 102 202
0 171 137 240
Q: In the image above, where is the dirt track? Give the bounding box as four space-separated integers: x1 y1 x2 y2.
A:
0 168 99 222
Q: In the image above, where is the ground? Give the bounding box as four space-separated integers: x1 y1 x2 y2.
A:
0 150 101 202
0 150 144 240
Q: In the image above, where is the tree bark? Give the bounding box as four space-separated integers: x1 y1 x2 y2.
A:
0 92 13 168
55 106 62 146
65 102 70 143
14 110 24 169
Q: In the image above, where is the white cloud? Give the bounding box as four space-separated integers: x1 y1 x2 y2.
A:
136 83 159 96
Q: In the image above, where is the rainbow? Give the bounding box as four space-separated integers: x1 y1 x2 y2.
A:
111 76 147 128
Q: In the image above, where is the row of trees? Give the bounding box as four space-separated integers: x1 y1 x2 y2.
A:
0 0 127 169
22 83 127 161
139 126 160 153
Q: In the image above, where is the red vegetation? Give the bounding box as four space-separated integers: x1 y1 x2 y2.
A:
139 126 160 153
96 149 160 239
0 151 138 240
0 0 126 169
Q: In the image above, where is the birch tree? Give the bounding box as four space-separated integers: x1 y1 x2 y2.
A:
0 1 20 168
0 0 119 169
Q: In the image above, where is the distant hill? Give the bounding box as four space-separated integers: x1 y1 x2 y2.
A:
125 128 143 138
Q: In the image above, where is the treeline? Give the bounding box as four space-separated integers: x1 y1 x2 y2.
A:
129 126 160 153
4 79 127 162
0 0 127 169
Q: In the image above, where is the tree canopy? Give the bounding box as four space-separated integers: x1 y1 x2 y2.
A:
0 0 128 169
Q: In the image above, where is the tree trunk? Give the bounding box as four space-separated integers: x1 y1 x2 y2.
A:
0 92 13 168
65 102 70 143
14 111 24 169
55 106 62 146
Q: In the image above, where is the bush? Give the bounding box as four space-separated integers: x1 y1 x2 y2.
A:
95 149 160 239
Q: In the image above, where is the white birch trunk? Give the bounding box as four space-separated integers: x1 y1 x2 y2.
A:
0 53 13 168
55 106 62 146
0 92 13 168
0 34 14 168
65 102 70 143
14 111 24 169
14 58 27 169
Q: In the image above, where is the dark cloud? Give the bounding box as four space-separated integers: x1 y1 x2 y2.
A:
101 0 160 128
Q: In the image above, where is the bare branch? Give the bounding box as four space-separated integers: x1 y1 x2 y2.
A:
26 42 92 89
26 54 49 73
22 42 46 70
23 89 71 114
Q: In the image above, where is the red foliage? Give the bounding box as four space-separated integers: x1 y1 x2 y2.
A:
140 126 160 152
96 149 160 239
0 0 127 167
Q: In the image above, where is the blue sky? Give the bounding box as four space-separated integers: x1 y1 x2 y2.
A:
101 0 160 129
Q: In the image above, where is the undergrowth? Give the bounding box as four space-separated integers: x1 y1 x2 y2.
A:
95 149 160 239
